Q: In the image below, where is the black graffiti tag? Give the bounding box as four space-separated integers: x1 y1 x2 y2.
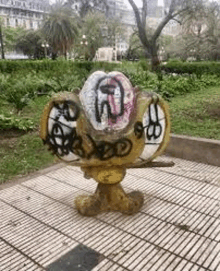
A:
47 123 85 158
47 100 85 158
47 99 133 161
95 77 124 124
146 103 162 140
86 135 133 161
53 100 79 122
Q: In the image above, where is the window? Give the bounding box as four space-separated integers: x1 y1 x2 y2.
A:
15 18 18 26
7 17 10 26
30 21 33 28
23 19 26 28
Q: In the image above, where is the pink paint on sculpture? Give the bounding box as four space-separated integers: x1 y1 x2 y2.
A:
80 71 135 132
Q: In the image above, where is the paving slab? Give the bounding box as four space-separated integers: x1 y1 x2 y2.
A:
0 156 219 271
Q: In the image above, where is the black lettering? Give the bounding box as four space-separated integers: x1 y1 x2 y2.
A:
95 77 125 123
146 103 162 140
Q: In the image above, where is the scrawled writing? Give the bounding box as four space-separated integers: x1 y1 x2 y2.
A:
87 135 132 161
95 77 124 124
47 124 85 158
47 100 85 159
146 103 162 140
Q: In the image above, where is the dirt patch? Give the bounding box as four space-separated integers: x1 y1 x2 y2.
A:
0 129 27 139
206 106 220 120
0 130 27 148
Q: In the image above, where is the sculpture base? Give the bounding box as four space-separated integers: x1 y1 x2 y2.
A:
75 183 144 216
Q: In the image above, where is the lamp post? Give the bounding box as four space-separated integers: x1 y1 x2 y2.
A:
80 35 88 60
41 42 49 58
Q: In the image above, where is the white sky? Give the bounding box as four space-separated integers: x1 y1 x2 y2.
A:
49 0 165 8
124 0 164 8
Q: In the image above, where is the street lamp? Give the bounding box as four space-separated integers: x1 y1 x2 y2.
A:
80 35 88 60
41 42 49 58
80 35 88 46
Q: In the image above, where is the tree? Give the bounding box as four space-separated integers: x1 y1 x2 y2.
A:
3 26 25 52
74 11 105 60
125 31 146 60
16 30 45 59
42 0 78 59
0 19 5 59
74 10 124 61
167 1 220 61
127 0 205 70
66 0 108 18
204 3 220 60
0 18 26 59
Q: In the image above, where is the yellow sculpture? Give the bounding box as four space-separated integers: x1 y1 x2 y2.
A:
40 71 172 216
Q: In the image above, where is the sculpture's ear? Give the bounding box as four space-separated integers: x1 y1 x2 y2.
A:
134 92 170 164
40 92 83 163
40 92 80 140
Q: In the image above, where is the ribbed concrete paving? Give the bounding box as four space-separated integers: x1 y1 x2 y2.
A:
0 157 219 271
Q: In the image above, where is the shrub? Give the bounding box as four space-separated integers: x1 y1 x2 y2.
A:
162 60 220 77
0 114 34 130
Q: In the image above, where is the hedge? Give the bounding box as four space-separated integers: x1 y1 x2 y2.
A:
161 60 220 77
0 59 122 73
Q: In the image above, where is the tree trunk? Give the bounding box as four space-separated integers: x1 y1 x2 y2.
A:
0 25 5 59
149 45 160 72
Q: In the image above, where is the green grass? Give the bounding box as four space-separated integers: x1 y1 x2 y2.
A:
0 95 56 184
0 132 57 184
169 86 220 140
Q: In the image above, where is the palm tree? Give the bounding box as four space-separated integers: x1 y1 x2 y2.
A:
42 0 78 59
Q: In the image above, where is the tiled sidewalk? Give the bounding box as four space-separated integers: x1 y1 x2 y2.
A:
0 157 219 271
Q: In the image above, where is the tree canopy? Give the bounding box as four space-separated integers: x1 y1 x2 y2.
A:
127 0 206 69
165 1 220 61
16 30 45 59
66 0 108 18
42 0 78 58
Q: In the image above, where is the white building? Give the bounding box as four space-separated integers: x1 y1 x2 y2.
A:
0 0 50 30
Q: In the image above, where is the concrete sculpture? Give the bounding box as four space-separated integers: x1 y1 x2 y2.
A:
40 71 171 216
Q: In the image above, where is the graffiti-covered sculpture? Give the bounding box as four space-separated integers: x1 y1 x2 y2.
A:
40 71 171 216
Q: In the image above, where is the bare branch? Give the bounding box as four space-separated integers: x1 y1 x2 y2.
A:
152 13 173 42
127 0 149 47
171 17 182 25
142 0 147 26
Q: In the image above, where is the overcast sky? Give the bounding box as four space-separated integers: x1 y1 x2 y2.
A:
124 0 164 8
49 0 165 9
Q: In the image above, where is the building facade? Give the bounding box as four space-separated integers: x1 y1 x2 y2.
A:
0 0 50 30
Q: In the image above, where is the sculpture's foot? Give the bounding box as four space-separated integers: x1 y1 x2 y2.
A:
74 195 102 216
124 191 144 215
75 183 144 216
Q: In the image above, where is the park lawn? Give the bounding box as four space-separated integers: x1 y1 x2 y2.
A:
0 86 219 184
0 95 57 184
169 86 220 140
